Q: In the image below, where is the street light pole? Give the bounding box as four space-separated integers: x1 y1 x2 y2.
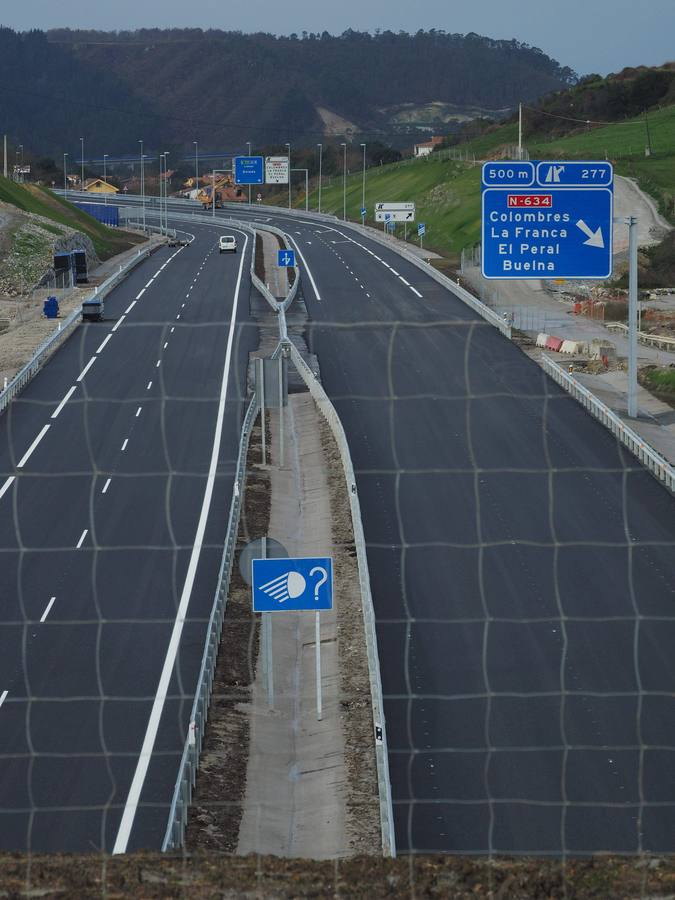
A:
247 141 252 206
287 143 292 209
80 137 84 190
63 153 68 199
138 140 146 231
291 169 309 211
360 142 366 222
163 151 170 234
103 154 108 205
193 140 199 199
317 143 323 214
341 142 347 221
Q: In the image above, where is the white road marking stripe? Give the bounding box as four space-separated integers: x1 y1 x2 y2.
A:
390 269 400 276
136 288 146 299
76 529 88 549
113 229 250 855
170 327 175 333
0 476 15 501
163 342 168 350
144 280 153 289
146 381 152 390
176 314 180 320
96 334 112 354
121 438 129 451
0 691 7 708
102 478 111 494
156 360 161 368
366 293 371 298
51 385 76 419
112 316 125 332
76 356 97 382
399 277 410 286
410 287 423 298
125 301 137 314
17 424 51 468
181 303 185 308
284 233 321 302
40 597 56 623
136 407 142 417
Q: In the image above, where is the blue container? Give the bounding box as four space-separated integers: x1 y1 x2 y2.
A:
43 296 59 319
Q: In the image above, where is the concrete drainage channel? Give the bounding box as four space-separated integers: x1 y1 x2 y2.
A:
163 219 395 858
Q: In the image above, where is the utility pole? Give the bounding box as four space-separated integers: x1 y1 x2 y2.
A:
2 134 6 179
193 141 199 198
644 108 653 157
103 154 108 206
63 153 68 199
317 143 323 214
80 137 84 190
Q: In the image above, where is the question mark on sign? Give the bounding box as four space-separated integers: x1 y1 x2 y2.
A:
309 567 328 603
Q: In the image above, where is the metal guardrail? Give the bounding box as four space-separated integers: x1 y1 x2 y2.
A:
606 321 675 352
543 356 675 492
0 246 154 417
284 337 396 857
162 393 259 851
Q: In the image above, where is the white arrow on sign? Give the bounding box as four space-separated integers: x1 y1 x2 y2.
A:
576 219 605 248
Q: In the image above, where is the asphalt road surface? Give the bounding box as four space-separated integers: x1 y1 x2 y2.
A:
215 204 675 856
0 223 256 853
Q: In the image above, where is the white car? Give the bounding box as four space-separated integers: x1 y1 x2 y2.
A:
219 235 237 253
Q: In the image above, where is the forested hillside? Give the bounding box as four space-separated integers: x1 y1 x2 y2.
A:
0 27 575 157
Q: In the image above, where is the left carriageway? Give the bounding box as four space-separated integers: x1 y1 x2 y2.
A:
0 223 256 853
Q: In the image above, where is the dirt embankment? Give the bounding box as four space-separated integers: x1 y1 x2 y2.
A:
0 852 674 898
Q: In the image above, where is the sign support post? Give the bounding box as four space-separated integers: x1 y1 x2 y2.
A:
278 355 284 468
627 215 638 419
258 357 266 466
315 611 322 721
261 537 274 710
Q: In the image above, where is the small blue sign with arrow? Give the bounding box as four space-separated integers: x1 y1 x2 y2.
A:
278 249 296 268
252 557 333 612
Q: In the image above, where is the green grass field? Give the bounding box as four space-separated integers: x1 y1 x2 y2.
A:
289 103 675 260
0 177 142 259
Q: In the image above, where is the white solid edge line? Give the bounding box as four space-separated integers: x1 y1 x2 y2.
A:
284 233 321 302
76 528 88 549
51 385 76 419
112 229 249 855
96 334 112 354
17 424 51 469
0 475 15 501
112 315 126 333
76 356 97 383
102 478 111 494
0 690 7 708
40 597 56 623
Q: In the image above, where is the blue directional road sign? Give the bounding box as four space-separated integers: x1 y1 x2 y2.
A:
361 207 367 217
481 160 613 280
252 557 333 612
278 248 296 267
418 223 426 236
234 155 264 185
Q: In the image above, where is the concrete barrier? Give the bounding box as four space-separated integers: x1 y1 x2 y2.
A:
536 333 549 348
545 336 564 352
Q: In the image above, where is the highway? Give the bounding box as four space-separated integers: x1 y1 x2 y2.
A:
4 194 675 857
0 223 256 852
195 203 675 856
